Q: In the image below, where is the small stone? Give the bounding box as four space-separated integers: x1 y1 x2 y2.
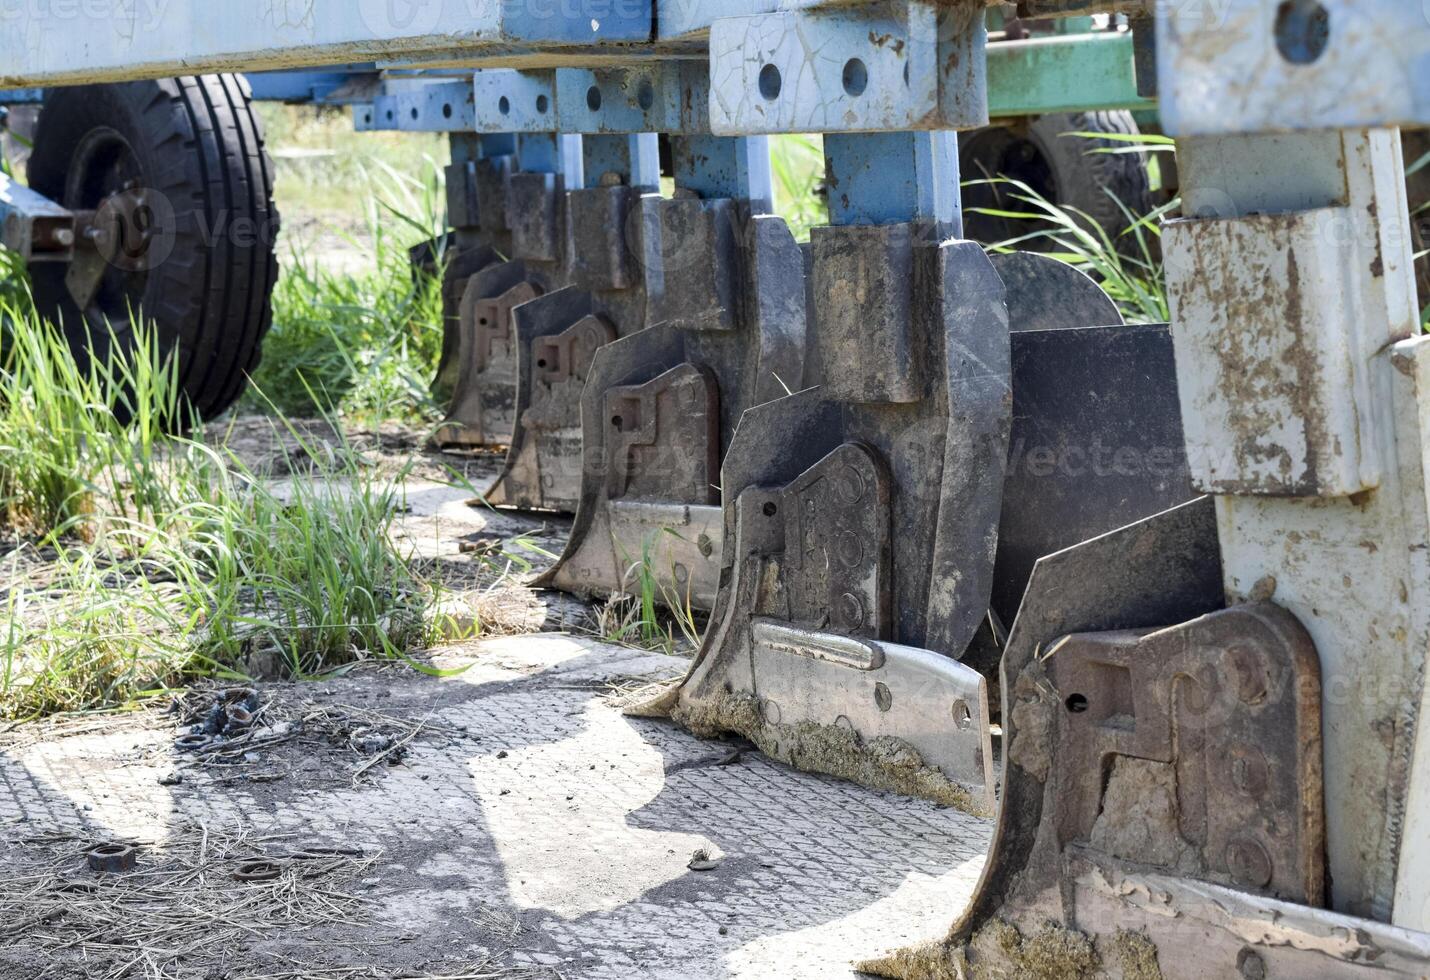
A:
496 750 509 760
158 773 183 787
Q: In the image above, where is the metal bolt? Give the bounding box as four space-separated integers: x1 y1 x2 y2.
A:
761 698 781 726
87 843 138 874
952 699 974 730
1227 838 1274 888
836 530 863 568
837 592 866 629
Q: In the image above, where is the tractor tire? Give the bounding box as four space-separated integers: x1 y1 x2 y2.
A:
27 75 279 420
960 110 1156 249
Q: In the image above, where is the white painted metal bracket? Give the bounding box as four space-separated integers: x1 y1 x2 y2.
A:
708 0 988 135
1158 0 1430 136
1164 206 1384 497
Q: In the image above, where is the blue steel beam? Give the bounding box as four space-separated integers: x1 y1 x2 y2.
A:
669 135 773 212
357 77 480 132
245 68 377 104
0 1 655 88
0 88 44 105
823 132 960 233
581 134 661 189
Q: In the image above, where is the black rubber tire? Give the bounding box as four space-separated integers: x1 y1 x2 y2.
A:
27 75 279 420
960 110 1155 249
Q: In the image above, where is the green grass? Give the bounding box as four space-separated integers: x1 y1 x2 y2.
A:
251 151 448 421
594 529 706 655
255 105 446 219
0 303 445 719
771 135 827 243
968 176 1172 324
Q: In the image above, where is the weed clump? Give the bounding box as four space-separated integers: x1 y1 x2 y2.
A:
0 304 441 719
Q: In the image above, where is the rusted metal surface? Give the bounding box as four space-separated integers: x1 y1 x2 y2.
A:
646 237 1010 809
542 209 807 607
1171 130 1430 924
434 267 542 450
933 570 1332 978
955 497 1225 947
1164 206 1381 498
1048 605 1325 904
0 172 74 262
489 293 618 512
486 181 657 511
432 244 500 401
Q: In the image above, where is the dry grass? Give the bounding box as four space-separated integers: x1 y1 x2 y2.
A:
0 824 379 978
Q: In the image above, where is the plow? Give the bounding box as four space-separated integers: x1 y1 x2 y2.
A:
5 0 1430 975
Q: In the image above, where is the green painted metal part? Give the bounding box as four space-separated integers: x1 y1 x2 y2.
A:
988 33 1154 119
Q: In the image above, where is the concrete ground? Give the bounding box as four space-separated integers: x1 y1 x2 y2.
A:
0 636 991 979
0 428 992 978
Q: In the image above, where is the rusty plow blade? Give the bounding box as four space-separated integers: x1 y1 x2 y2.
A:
535 205 806 603
855 500 1429 979
628 232 1012 815
432 155 577 452
484 179 660 510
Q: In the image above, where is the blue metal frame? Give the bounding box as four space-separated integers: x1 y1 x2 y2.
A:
245 67 377 104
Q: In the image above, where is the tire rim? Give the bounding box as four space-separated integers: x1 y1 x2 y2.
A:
62 127 154 324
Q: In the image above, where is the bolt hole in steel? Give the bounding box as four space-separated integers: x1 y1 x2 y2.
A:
842 58 868 97
536 94 549 114
636 79 656 111
874 682 894 713
442 103 452 119
1274 0 1330 65
758 63 783 101
537 358 548 369
1065 693 1089 714
587 85 603 111
498 95 511 115
762 501 779 518
610 414 624 428
410 107 418 120
952 699 974 730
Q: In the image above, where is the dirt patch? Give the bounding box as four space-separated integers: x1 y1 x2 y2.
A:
858 920 1110 980
1109 929 1163 980
660 689 992 817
